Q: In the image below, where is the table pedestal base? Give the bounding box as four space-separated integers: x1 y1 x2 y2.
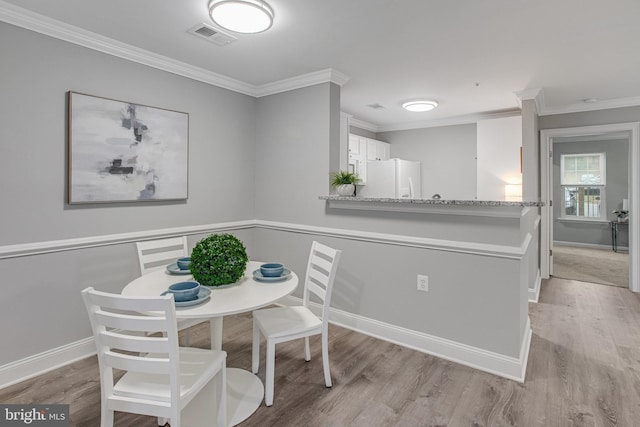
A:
227 368 264 426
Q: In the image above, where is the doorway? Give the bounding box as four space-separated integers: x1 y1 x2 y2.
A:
551 134 629 287
540 123 640 292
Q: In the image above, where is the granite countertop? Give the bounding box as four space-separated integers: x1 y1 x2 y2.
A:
319 195 544 207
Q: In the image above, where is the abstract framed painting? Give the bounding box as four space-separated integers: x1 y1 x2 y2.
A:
68 92 189 203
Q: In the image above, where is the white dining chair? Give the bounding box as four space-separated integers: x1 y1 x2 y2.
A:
136 236 205 346
82 287 227 427
251 241 342 406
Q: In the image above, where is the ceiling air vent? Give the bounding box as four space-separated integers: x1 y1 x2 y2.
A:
188 23 237 46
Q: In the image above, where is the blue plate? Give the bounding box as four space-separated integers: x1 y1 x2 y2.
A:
252 268 291 282
166 263 192 275
162 287 211 307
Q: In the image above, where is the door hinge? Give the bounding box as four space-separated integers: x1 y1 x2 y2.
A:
550 200 553 207
550 249 553 256
549 150 553 158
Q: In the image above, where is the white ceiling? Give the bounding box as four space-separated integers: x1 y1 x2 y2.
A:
3 0 640 131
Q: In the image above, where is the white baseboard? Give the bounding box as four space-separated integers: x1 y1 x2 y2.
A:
528 269 542 303
279 296 531 383
0 338 95 390
0 304 533 389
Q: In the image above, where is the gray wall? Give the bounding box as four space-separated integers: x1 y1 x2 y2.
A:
539 106 640 130
0 22 257 364
0 23 256 246
540 105 640 251
254 83 333 223
377 124 477 200
251 228 525 357
553 139 629 246
0 229 254 365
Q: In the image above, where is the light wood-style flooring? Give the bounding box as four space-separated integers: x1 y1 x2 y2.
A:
2 277 639 426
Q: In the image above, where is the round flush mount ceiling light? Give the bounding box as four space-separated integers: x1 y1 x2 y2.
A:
209 0 274 34
402 100 438 112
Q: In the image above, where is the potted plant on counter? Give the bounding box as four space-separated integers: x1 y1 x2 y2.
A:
190 233 249 286
330 170 361 196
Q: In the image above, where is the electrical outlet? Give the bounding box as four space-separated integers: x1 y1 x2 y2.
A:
417 275 429 292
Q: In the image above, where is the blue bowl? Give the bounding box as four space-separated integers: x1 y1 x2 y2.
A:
167 281 200 302
260 263 284 277
176 257 191 270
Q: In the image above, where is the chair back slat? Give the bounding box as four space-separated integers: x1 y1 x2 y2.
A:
100 331 170 354
136 236 188 275
104 351 171 375
308 268 330 291
307 281 326 301
311 256 333 276
95 311 170 332
303 242 342 320
140 249 186 268
88 291 174 312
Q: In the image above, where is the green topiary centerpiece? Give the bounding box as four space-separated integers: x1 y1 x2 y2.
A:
190 233 249 287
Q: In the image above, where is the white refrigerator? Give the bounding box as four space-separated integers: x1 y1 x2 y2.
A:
358 159 421 198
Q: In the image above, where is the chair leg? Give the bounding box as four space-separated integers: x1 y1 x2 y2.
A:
217 360 227 427
321 332 332 388
265 339 276 406
170 412 180 427
101 407 114 427
304 336 311 362
183 329 190 347
252 320 260 374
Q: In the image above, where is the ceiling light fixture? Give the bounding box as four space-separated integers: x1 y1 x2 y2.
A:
402 100 438 112
208 0 274 34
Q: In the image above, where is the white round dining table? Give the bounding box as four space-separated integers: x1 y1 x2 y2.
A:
121 260 299 426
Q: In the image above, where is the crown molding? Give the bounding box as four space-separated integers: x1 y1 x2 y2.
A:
0 1 348 98
349 117 378 133
253 68 350 98
514 88 545 114
514 88 640 116
539 95 640 116
375 109 522 133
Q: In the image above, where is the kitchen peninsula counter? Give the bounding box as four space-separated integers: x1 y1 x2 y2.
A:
318 193 542 381
320 195 544 217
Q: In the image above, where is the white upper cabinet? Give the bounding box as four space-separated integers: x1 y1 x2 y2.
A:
366 139 390 161
348 134 363 155
378 141 390 161
348 134 391 184
348 135 368 183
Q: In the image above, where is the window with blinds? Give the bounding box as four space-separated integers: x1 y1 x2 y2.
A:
560 153 606 219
